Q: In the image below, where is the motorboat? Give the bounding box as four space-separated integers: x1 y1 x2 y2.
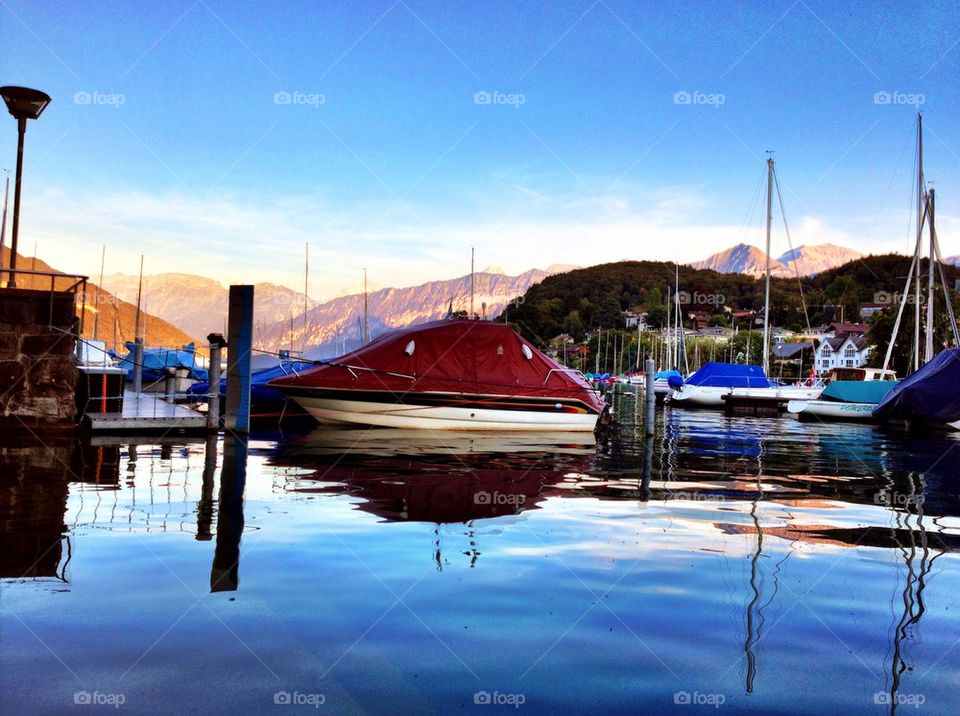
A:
787 367 898 423
269 319 606 431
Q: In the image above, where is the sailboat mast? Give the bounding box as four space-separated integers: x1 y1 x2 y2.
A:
134 254 144 340
925 189 936 363
0 173 8 277
666 285 672 369
363 268 369 344
303 242 309 354
93 244 105 340
762 157 773 376
914 114 924 372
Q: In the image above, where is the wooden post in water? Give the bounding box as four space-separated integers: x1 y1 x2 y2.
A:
163 367 176 402
196 432 217 541
132 338 144 395
206 333 226 431
645 357 655 436
211 434 246 592
224 286 253 434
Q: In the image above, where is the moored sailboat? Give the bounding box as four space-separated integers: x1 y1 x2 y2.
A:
670 156 824 411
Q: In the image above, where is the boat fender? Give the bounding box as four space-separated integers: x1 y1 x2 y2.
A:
595 405 616 436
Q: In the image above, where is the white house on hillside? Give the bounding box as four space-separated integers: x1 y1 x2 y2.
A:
814 332 871 374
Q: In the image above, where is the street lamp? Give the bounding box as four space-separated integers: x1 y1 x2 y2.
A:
1 86 51 289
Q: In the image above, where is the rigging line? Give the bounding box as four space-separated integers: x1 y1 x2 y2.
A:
932 234 960 345
882 200 927 372
248 347 594 396
865 125 913 250
735 169 767 248
772 164 813 334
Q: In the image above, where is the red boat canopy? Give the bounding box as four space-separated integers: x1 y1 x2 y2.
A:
269 320 605 413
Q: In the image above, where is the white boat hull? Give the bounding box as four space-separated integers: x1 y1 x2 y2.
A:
787 400 879 422
290 395 600 432
671 384 822 409
669 385 733 408
729 385 824 401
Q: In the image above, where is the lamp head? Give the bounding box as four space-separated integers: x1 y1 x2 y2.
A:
1 86 51 121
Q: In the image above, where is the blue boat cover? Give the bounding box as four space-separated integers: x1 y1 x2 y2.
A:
189 360 313 396
874 349 960 422
117 342 209 382
659 370 684 390
680 362 774 389
821 380 897 404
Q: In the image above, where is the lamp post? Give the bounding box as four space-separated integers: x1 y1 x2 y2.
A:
1 86 51 289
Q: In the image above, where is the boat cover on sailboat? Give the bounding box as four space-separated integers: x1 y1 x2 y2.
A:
819 380 897 404
115 342 208 382
672 362 774 390
873 349 960 422
269 319 605 413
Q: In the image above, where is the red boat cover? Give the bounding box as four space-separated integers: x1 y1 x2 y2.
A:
270 320 605 413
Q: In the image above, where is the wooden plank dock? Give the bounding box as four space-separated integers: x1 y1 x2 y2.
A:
84 390 207 435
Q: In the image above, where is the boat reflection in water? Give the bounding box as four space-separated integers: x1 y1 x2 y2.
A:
268 429 598 568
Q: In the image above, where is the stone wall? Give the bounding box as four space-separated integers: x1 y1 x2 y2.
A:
0 289 78 431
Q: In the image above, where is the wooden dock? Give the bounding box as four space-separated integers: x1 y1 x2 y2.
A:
722 393 787 418
84 390 207 435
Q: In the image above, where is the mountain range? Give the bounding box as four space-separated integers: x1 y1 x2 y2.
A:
104 273 315 343
690 243 864 277
2 248 199 353
260 268 564 355
101 266 567 357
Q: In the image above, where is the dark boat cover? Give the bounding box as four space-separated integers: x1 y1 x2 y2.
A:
873 348 960 423
678 362 774 389
269 319 605 413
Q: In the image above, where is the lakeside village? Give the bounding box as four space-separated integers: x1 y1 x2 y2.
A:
544 303 876 382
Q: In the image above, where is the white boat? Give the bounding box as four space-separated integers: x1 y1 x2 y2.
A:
287 393 602 431
787 399 880 421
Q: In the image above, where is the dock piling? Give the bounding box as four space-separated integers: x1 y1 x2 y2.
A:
645 358 655 436
224 286 254 435
163 367 176 402
206 333 226 431
132 337 144 396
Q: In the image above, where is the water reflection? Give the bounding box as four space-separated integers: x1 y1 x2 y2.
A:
269 429 598 525
0 436 71 581
211 436 247 592
2 408 960 712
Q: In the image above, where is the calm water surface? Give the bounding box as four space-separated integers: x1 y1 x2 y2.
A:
3 391 960 714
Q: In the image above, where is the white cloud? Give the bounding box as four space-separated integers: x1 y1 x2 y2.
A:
18 182 955 301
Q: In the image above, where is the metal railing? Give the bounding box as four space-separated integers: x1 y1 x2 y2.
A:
0 267 89 336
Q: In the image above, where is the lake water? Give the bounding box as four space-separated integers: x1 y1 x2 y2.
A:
3 391 959 714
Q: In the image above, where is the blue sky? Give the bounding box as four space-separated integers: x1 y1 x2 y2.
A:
2 0 959 298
